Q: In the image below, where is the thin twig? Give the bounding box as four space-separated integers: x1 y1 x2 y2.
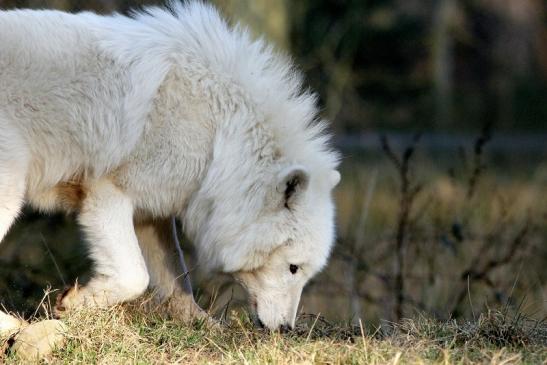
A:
452 221 531 316
171 217 193 294
381 133 422 322
466 123 492 199
40 234 66 287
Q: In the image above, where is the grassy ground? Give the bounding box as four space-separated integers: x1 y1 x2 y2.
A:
1 140 545 364
2 300 546 364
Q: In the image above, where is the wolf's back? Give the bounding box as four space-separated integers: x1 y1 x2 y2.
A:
0 9 142 185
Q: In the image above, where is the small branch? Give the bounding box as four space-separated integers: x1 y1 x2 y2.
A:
466 123 492 199
171 217 193 295
381 133 422 322
40 234 66 287
452 221 531 316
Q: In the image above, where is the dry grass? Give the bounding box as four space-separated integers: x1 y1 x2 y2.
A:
326 151 547 323
2 301 545 364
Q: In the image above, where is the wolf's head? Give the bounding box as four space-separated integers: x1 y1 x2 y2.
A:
166 1 340 331
231 166 340 330
184 152 340 330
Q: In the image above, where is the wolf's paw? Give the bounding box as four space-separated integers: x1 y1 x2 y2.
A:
0 311 26 338
153 294 220 329
54 284 82 318
1 311 66 361
11 320 67 361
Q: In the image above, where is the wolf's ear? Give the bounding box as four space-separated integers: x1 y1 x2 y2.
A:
277 165 309 209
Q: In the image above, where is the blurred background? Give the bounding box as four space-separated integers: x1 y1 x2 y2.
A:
0 0 545 327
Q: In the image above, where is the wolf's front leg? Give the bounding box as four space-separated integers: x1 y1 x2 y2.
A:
55 180 149 314
135 219 208 323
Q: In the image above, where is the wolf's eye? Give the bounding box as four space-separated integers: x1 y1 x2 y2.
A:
289 264 298 274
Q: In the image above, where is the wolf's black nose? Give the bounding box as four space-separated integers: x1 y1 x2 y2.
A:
278 324 292 333
256 318 265 329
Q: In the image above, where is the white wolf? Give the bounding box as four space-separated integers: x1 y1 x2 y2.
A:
0 1 340 330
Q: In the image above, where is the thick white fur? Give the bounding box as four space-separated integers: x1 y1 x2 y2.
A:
0 1 339 330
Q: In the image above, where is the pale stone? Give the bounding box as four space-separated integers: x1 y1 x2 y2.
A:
11 320 67 361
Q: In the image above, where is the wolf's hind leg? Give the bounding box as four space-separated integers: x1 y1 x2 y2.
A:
135 219 208 323
55 179 149 313
0 126 28 242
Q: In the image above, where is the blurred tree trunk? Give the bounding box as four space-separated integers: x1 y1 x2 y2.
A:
432 0 456 127
212 0 289 50
484 0 541 128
